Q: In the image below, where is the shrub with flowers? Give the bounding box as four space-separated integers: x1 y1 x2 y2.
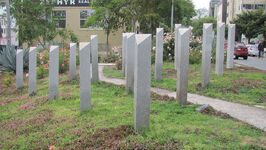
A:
163 33 175 62
59 48 70 74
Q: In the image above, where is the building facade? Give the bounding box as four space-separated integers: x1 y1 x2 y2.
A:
209 0 221 17
54 0 122 51
215 0 227 23
226 0 266 23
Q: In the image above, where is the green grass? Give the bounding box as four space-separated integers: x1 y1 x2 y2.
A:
103 62 266 107
0 73 265 149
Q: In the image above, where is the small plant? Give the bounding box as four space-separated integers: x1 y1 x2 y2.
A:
37 65 48 79
3 72 14 87
163 33 175 62
0 46 29 72
59 48 70 74
115 57 122 70
102 52 119 63
189 49 202 64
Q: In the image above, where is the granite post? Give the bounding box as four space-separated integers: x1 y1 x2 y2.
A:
155 28 164 80
226 24 236 69
122 33 128 76
16 49 23 89
134 34 152 132
79 42 91 112
69 43 77 80
91 35 99 83
215 23 225 75
201 23 213 87
49 46 59 100
29 47 37 95
126 33 135 94
174 24 182 70
176 28 190 106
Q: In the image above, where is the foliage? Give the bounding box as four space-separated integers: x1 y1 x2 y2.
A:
10 0 57 47
102 53 119 63
232 9 266 41
192 17 217 37
59 48 70 74
0 46 29 72
57 29 79 47
37 65 48 79
163 33 175 62
189 49 202 64
3 72 14 86
86 0 123 48
115 57 122 70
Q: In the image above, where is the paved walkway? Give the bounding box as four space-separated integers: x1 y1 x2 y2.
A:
98 64 266 131
234 57 266 71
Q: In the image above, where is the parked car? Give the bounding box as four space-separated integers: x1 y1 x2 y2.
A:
234 43 248 60
247 44 259 56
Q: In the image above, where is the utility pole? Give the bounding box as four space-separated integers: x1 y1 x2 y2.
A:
6 0 11 47
171 0 174 33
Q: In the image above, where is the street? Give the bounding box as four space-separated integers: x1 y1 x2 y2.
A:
234 56 266 71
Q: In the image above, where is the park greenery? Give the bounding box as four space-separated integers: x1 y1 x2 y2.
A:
232 8 266 42
9 0 78 48
0 72 265 149
103 63 266 107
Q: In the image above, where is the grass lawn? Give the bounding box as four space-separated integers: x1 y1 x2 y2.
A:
0 72 265 149
103 62 266 107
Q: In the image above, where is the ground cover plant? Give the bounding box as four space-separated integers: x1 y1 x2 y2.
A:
103 63 266 107
0 71 265 149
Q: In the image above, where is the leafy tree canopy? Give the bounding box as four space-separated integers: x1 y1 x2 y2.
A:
192 17 217 37
232 9 266 41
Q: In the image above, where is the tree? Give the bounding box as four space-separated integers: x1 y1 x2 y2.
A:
232 9 266 42
192 17 217 37
86 0 124 50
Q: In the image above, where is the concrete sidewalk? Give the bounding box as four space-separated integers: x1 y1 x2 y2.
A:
98 64 266 131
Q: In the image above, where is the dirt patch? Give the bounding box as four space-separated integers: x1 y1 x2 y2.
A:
164 68 176 78
0 95 28 106
197 105 231 119
232 66 266 74
151 92 176 102
65 125 134 149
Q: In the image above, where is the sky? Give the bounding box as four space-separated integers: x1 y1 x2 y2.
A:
192 0 210 9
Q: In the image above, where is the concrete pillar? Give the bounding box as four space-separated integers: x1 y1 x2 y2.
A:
174 24 182 70
134 34 152 132
16 49 23 89
49 46 59 100
126 33 136 94
69 43 77 80
226 24 236 69
155 28 164 80
176 28 190 106
215 23 225 75
122 33 128 76
79 42 91 112
29 47 37 95
201 23 213 87
91 35 99 83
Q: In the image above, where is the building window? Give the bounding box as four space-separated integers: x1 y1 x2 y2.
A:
255 4 264 9
53 10 66 28
243 4 254 10
80 10 95 28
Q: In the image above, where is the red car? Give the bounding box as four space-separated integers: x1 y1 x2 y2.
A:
234 43 248 60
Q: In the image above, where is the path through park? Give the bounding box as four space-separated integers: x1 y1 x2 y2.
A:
98 64 266 132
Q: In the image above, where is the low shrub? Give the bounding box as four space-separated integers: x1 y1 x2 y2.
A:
163 33 175 62
189 49 202 64
102 53 119 63
115 58 122 70
3 72 14 87
37 65 48 79
59 48 70 74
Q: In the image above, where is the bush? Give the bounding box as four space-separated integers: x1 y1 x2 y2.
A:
37 65 48 79
0 46 29 72
151 49 156 64
115 58 122 70
102 53 119 63
59 48 70 74
3 72 14 87
189 49 202 64
163 33 175 62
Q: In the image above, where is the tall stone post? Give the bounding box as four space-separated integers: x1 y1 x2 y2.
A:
79 42 91 112
49 46 59 100
16 49 23 89
176 28 190 106
201 23 213 87
226 24 236 69
155 28 164 80
215 23 225 75
126 33 136 94
174 24 182 70
122 33 128 76
91 35 99 83
29 47 37 95
69 43 77 80
134 34 152 132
